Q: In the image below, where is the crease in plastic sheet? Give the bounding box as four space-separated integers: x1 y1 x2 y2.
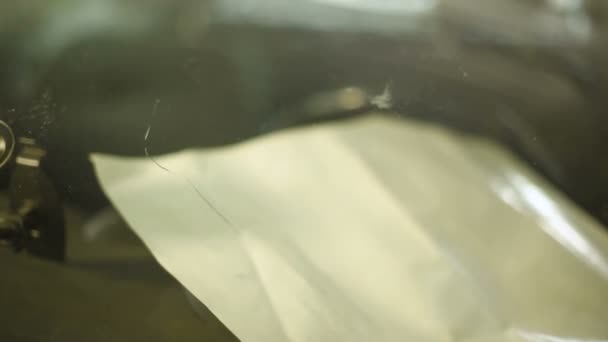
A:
92 114 608 342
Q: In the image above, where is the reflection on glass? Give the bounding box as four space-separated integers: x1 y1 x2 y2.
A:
491 172 608 279
310 0 438 14
518 329 605 342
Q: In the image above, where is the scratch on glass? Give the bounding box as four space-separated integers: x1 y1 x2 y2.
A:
143 98 232 226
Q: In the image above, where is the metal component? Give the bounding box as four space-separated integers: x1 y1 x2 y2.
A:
15 137 46 167
0 215 26 252
0 120 15 168
0 138 65 261
0 219 17 244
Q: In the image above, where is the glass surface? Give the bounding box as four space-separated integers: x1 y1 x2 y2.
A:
0 1 607 341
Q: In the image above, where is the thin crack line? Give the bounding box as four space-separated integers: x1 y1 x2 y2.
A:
186 178 234 226
143 99 233 226
144 146 171 173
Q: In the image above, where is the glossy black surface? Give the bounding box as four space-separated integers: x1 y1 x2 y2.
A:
0 205 237 342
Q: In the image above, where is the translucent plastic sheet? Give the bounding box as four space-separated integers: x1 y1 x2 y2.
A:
92 115 608 342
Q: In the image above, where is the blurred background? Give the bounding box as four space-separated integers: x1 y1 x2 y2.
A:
1 1 607 341
1 0 608 224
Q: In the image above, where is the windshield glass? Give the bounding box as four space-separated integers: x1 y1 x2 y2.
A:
1 1 607 341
